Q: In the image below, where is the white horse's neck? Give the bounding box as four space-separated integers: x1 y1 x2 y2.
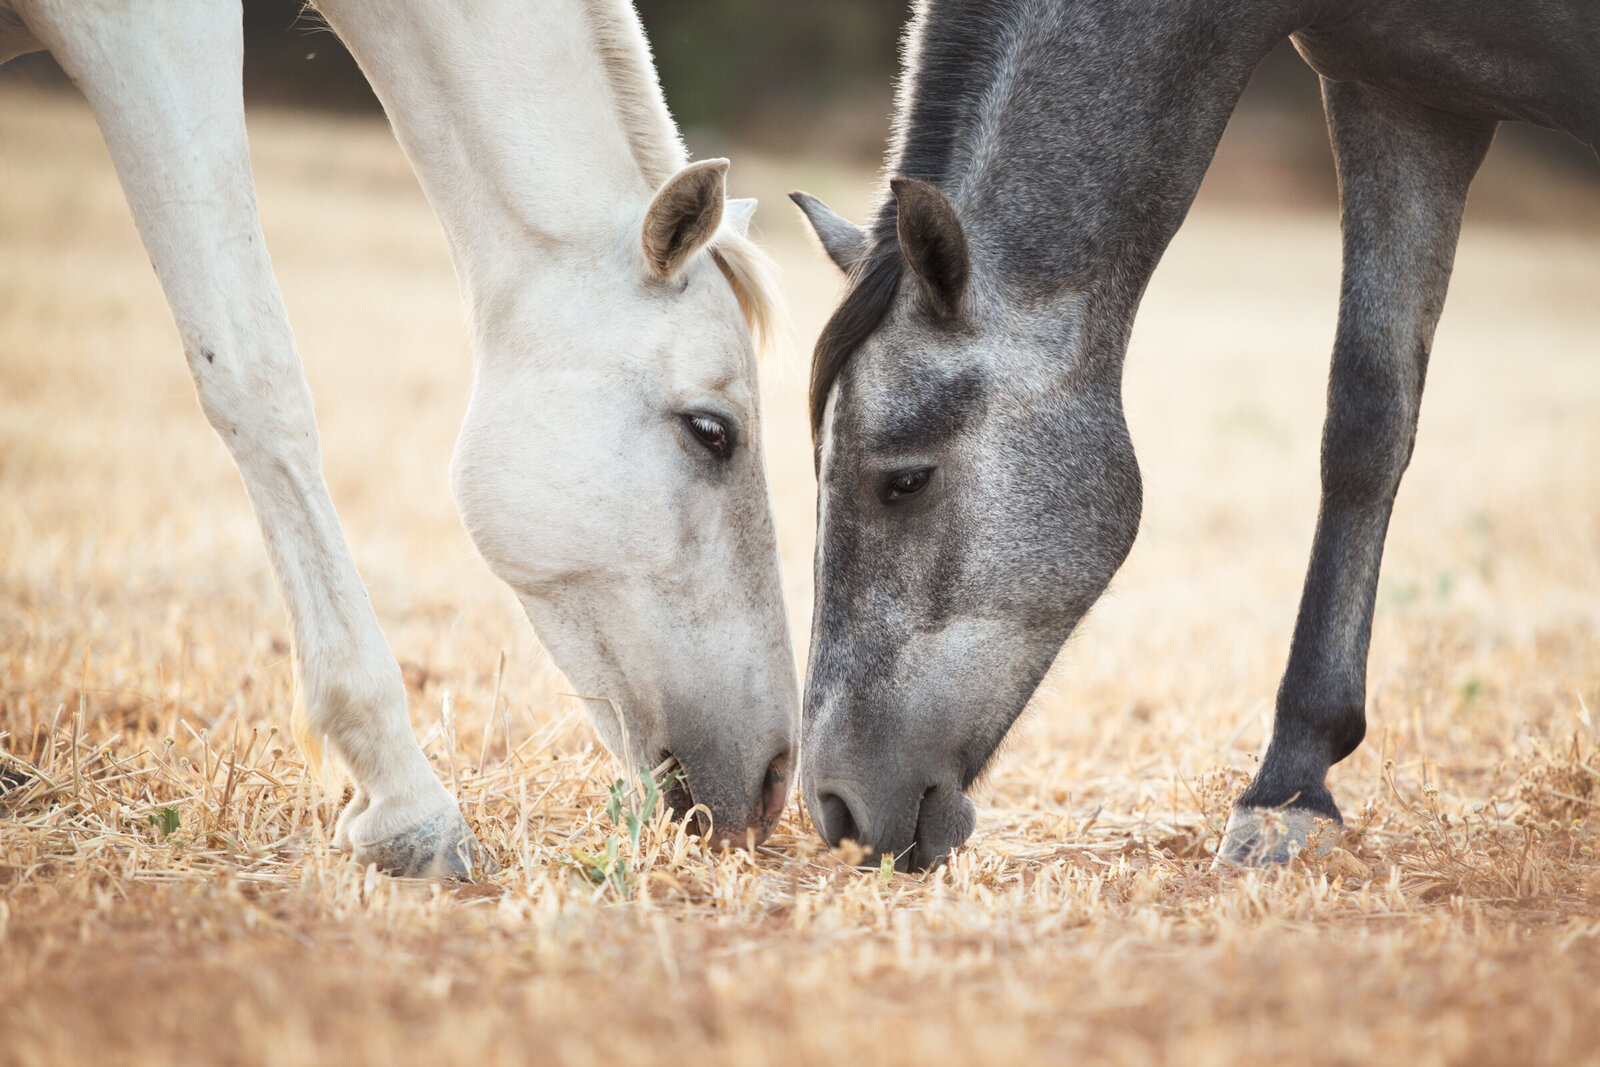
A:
318 0 686 294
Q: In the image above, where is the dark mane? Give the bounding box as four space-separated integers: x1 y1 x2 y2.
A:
808 0 1024 438
809 241 902 438
886 0 1020 198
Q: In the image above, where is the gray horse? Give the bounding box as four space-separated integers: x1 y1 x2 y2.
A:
793 0 1598 870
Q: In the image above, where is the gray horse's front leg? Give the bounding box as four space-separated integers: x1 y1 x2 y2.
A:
1219 79 1498 866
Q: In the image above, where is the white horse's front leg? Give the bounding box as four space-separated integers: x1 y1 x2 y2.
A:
18 0 485 876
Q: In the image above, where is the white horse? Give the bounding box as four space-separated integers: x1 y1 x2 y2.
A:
0 0 798 877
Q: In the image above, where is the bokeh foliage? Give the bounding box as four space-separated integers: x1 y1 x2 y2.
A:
233 0 910 131
636 0 907 131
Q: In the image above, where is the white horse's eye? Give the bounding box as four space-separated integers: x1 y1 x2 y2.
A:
685 413 732 459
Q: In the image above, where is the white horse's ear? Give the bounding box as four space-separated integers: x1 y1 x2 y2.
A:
724 197 758 237
642 158 728 280
790 190 867 273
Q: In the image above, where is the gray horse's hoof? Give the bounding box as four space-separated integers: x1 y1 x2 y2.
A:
1214 807 1341 867
351 809 496 880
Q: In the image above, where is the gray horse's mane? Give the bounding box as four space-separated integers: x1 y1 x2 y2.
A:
581 0 783 354
810 245 903 436
809 0 1024 435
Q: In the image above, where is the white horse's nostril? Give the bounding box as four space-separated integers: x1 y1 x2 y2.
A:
759 749 793 830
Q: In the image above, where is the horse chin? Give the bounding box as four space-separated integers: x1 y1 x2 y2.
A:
907 784 977 871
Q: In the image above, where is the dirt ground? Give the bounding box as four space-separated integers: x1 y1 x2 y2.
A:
1 83 1597 1066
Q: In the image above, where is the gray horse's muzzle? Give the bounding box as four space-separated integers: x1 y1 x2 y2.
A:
806 768 976 871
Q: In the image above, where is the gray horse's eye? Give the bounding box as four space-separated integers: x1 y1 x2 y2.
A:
882 467 933 503
684 413 732 458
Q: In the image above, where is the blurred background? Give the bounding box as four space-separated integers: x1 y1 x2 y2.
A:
3 0 1596 221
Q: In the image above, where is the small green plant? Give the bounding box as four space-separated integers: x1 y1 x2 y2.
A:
574 765 686 898
607 768 665 853
149 806 180 838
569 835 626 896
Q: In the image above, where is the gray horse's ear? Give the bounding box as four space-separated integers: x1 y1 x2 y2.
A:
643 158 728 279
790 190 868 273
724 197 758 237
891 176 969 319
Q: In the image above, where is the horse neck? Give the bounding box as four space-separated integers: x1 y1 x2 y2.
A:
318 0 684 303
894 0 1300 334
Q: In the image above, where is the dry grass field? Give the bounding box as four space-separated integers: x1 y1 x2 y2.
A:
2 82 1598 1066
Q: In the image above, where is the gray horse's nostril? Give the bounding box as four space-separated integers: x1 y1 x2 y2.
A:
814 788 863 849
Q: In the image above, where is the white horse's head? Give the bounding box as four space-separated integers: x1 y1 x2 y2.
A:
451 158 796 846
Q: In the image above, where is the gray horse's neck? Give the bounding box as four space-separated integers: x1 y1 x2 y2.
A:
887 0 1300 325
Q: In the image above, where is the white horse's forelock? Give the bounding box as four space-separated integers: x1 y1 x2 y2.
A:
580 0 784 355
711 233 785 358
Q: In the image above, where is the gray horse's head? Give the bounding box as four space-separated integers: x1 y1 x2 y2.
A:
793 178 1142 869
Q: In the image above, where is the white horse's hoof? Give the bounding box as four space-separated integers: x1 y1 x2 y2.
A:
352 811 493 880
340 790 494 880
1214 807 1341 867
